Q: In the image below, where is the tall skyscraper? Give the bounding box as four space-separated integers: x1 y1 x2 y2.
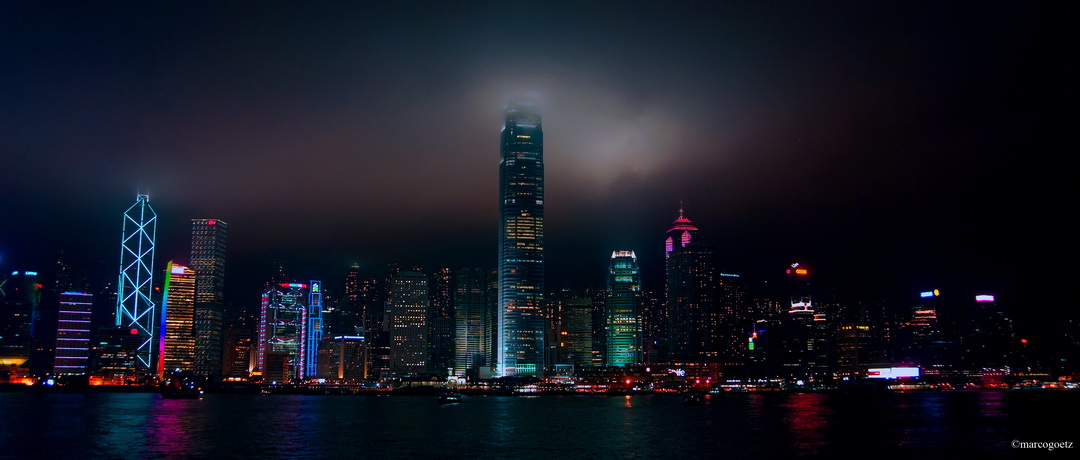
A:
497 101 545 377
53 291 92 376
429 268 455 376
160 262 196 375
305 280 323 378
115 193 157 375
606 251 642 367
665 207 718 362
387 269 428 374
191 218 226 376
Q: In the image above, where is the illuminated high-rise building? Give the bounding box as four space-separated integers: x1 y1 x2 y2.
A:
665 208 718 361
453 268 491 378
387 269 428 374
560 297 594 369
160 262 196 375
497 101 545 377
190 218 226 376
115 193 157 375
606 251 642 367
429 268 454 376
257 282 309 382
306 280 323 378
53 291 92 376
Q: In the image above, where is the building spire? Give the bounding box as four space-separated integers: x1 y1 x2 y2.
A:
678 202 686 220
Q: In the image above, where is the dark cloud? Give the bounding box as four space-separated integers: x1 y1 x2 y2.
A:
0 2 1065 323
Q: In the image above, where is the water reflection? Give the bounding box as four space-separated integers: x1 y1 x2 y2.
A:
783 393 831 456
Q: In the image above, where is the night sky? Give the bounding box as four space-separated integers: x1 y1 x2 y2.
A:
0 3 1065 321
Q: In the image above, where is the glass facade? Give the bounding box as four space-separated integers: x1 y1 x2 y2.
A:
161 262 196 375
606 251 642 367
190 218 226 376
53 291 92 376
258 283 308 382
497 102 545 377
115 194 157 374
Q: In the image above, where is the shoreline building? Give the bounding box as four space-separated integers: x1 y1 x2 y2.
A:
497 101 546 377
606 251 642 367
191 219 226 377
160 262 196 376
53 291 93 377
664 208 718 362
115 194 157 376
387 269 429 375
257 282 309 382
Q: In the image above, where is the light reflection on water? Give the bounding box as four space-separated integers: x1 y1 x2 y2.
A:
0 391 1075 458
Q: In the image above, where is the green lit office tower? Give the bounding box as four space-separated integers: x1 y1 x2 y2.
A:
115 194 157 375
497 101 545 377
191 218 226 376
606 251 642 367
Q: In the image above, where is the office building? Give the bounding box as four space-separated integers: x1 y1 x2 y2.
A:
115 194 157 375
606 251 642 367
191 218 226 376
387 269 428 374
453 268 490 378
497 101 545 377
159 262 196 375
53 291 92 376
665 208 718 361
257 282 309 382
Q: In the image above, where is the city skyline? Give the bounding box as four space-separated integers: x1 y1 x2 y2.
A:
0 3 1063 326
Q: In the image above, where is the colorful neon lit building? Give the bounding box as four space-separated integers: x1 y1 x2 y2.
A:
305 280 323 378
53 291 92 376
497 101 545 377
257 283 309 382
115 193 157 374
160 262 196 375
191 218 226 376
606 251 642 367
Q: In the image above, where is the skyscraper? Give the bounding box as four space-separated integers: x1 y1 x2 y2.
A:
257 282 308 382
428 268 455 376
606 251 642 367
453 268 491 378
53 291 92 376
115 193 157 375
305 280 323 378
665 208 718 362
387 269 428 374
497 101 545 377
160 262 196 375
191 218 226 376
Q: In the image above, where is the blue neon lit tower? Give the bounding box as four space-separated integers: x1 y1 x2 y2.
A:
497 101 545 377
115 193 157 374
306 280 323 378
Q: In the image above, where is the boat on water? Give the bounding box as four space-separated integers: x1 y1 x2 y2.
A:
437 391 463 404
159 379 204 399
682 393 706 405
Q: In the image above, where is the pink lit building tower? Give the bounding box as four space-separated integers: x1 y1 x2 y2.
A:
664 207 719 362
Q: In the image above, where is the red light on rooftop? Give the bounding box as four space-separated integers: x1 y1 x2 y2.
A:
130 328 139 335
1020 339 1028 344
208 220 216 225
